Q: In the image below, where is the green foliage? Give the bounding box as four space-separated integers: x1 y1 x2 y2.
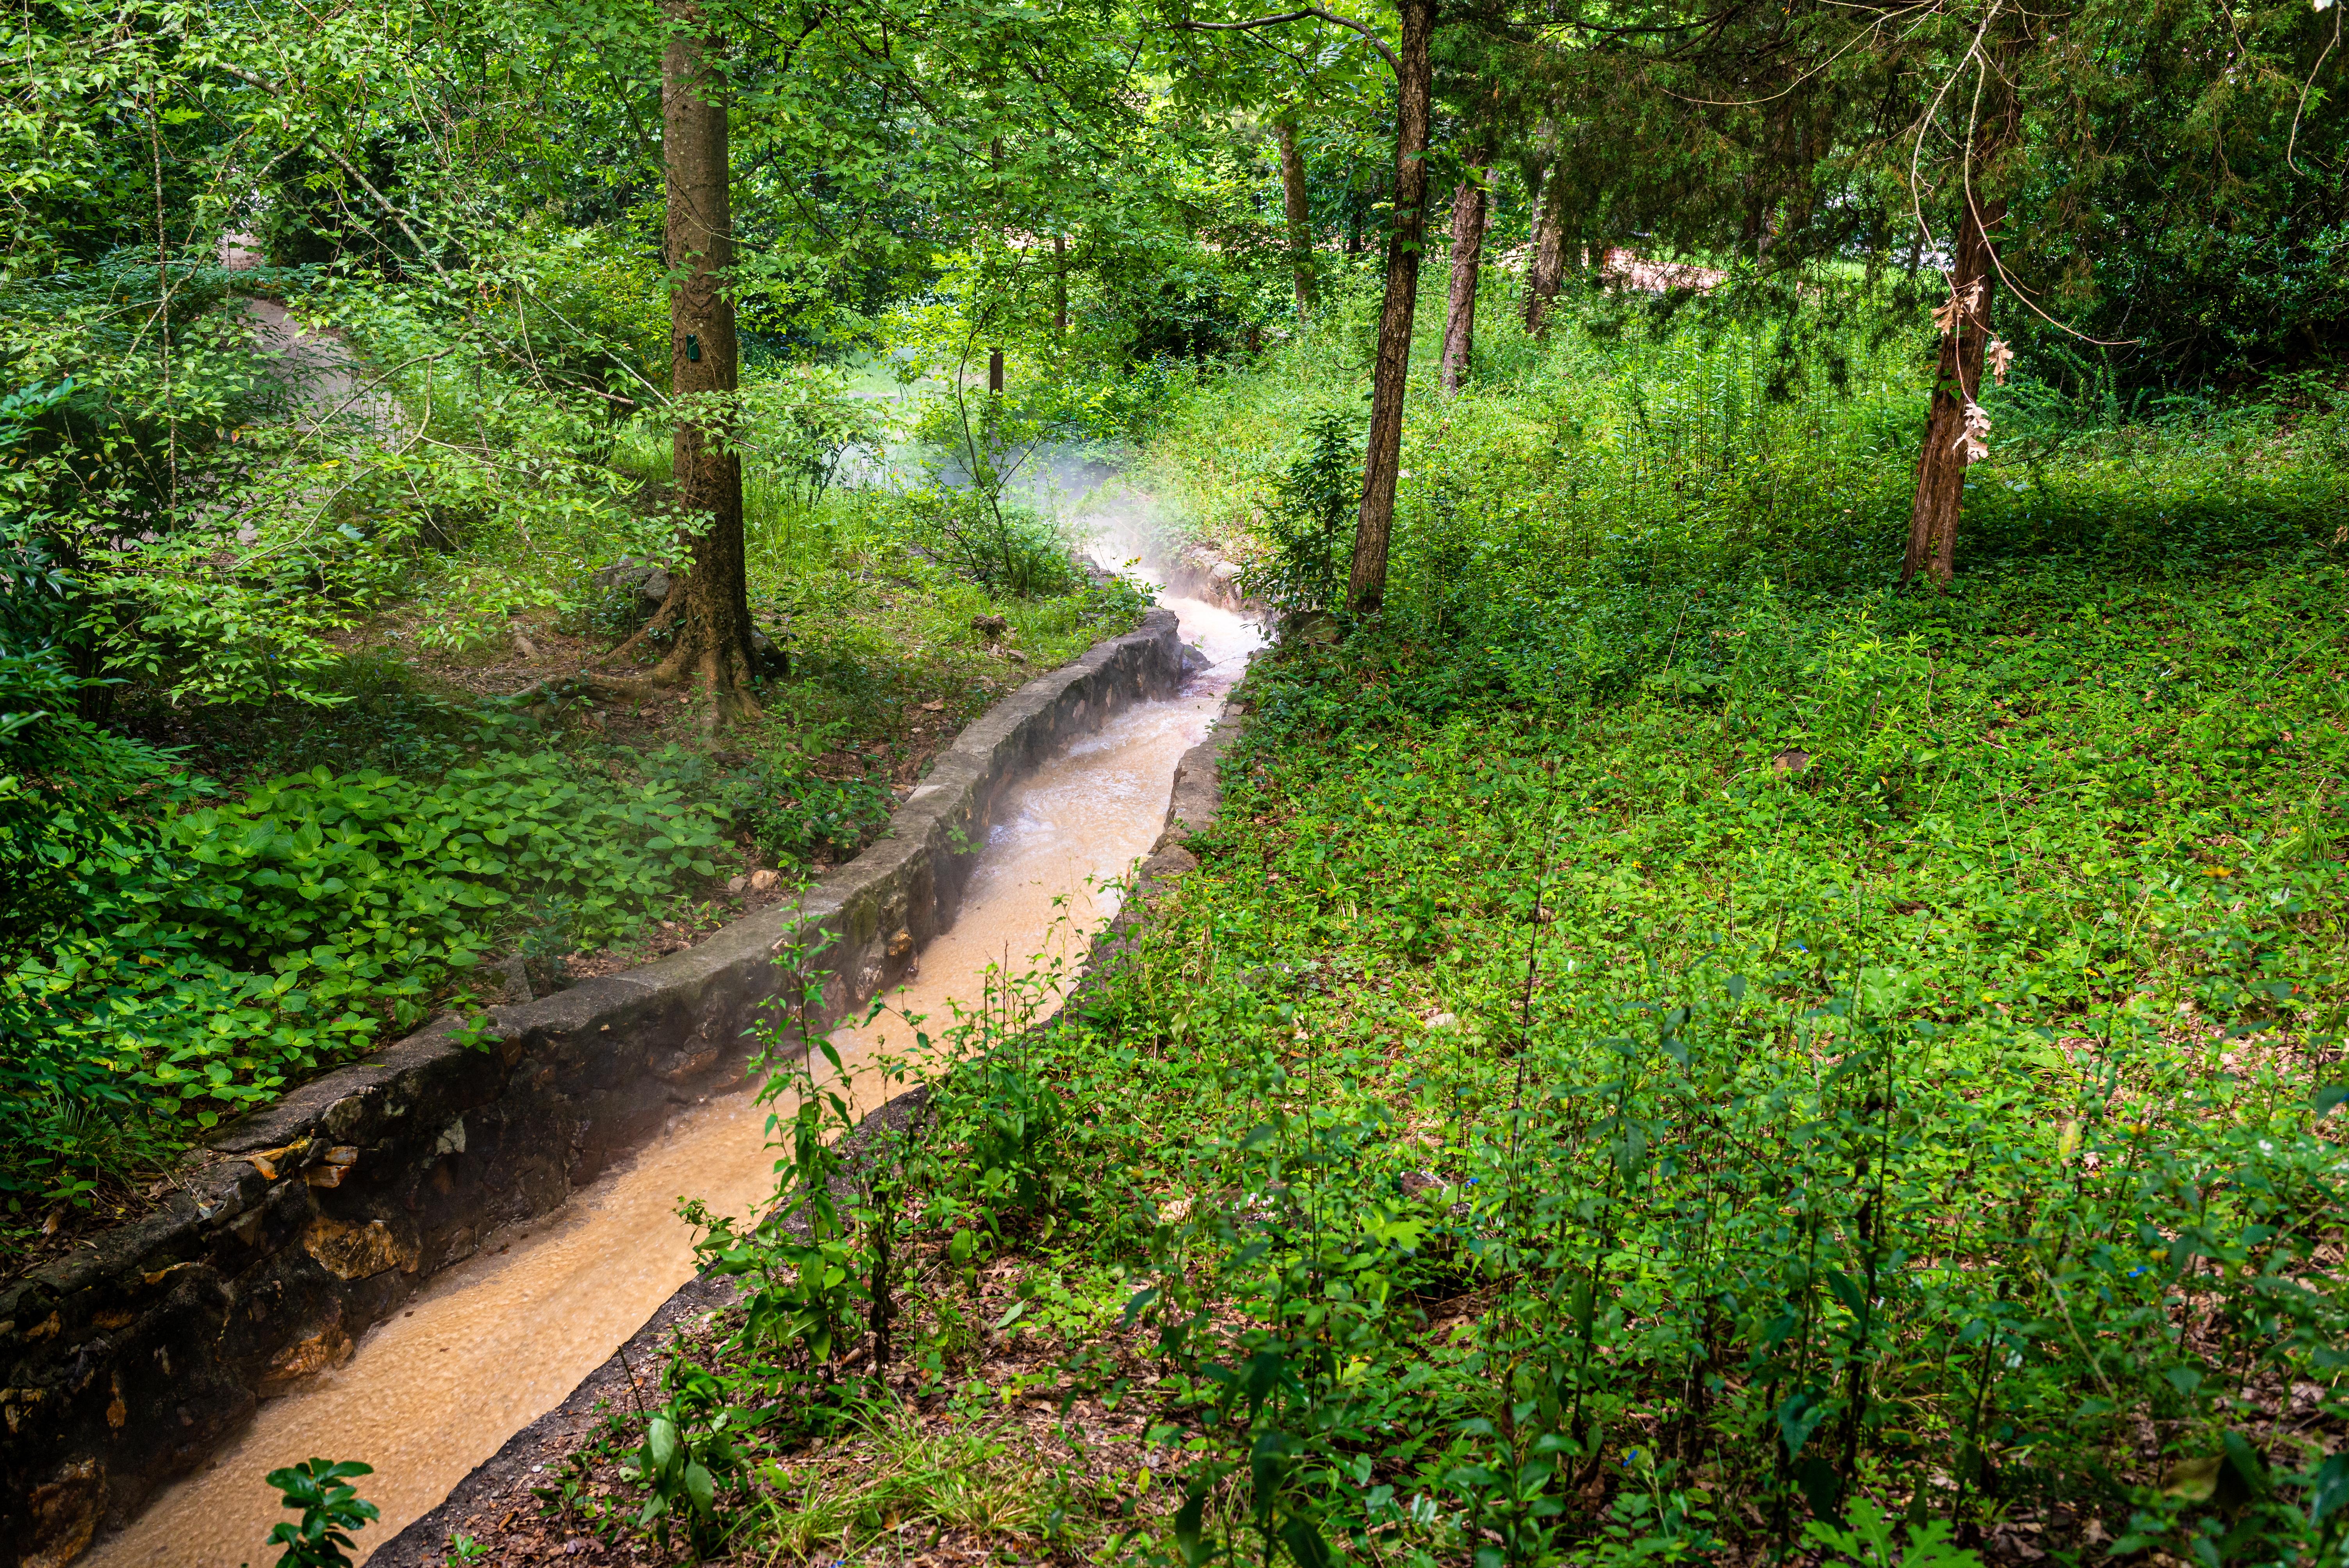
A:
262 1458 378 1568
989 549 2348 1559
902 486 1080 600
623 1361 750 1557
741 366 893 506
2 745 735 1201
649 285 2348 1567
1242 410 1361 613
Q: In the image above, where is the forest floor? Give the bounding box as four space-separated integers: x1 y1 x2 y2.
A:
380 321 2349 1568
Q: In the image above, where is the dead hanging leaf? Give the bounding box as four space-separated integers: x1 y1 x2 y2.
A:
1954 399 1993 463
1987 338 2014 383
1932 276 1985 336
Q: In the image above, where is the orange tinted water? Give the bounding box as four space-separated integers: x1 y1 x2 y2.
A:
91 593 1257 1567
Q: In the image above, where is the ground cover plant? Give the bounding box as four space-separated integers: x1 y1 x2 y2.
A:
421 279 2349 1568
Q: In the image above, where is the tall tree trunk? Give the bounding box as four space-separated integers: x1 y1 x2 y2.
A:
1440 167 1486 394
1900 193 2001 589
653 9 758 721
1346 0 1435 616
1525 169 1569 335
1053 232 1068 335
1277 117 1316 316
989 137 1005 393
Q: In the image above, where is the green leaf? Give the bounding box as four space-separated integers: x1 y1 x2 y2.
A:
2162 1455 2221 1502
1778 1390 1832 1460
1279 1514 1333 1568
1174 1482 1211 1568
683 1460 716 1518
2309 1451 2349 1529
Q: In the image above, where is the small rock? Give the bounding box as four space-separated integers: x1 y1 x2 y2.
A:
1423 1010 1458 1030
725 875 747 894
1283 609 1340 645
301 1216 417 1281
493 952 533 1005
1003 648 1028 664
592 556 672 622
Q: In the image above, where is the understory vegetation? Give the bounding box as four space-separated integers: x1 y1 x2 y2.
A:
10 0 2347 1547
474 284 2349 1568
2 330 1147 1237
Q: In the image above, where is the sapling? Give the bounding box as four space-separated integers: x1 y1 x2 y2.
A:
258 1458 378 1568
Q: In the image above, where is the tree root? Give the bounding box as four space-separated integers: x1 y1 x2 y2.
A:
505 574 686 703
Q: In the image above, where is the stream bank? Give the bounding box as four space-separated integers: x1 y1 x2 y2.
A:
372 618 1252 1568
8 610 1196 1567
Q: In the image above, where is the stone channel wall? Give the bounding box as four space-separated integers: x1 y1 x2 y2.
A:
0 610 1185 1566
371 696 1248 1568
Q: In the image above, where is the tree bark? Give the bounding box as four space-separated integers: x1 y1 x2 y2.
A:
1346 0 1435 616
1276 117 1316 316
1900 194 2001 589
1526 161 1570 336
1440 168 1486 394
1053 232 1068 335
654 9 759 721
989 137 1005 391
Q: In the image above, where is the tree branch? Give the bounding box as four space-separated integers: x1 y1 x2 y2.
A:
1171 7 1399 75
214 63 451 279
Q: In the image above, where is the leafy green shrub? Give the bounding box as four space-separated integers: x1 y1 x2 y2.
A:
622 1361 750 1557
902 486 1079 599
262 1458 378 1568
2 746 734 1201
1241 410 1359 613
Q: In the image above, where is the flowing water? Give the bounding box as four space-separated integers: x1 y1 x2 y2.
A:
90 587 1258 1568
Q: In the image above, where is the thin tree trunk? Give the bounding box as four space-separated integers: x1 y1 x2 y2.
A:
1900 193 2001 589
653 8 758 721
1440 168 1486 394
989 137 1005 393
1346 0 1435 616
1901 27 2025 593
1526 159 1570 335
1277 117 1316 316
1052 233 1068 335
